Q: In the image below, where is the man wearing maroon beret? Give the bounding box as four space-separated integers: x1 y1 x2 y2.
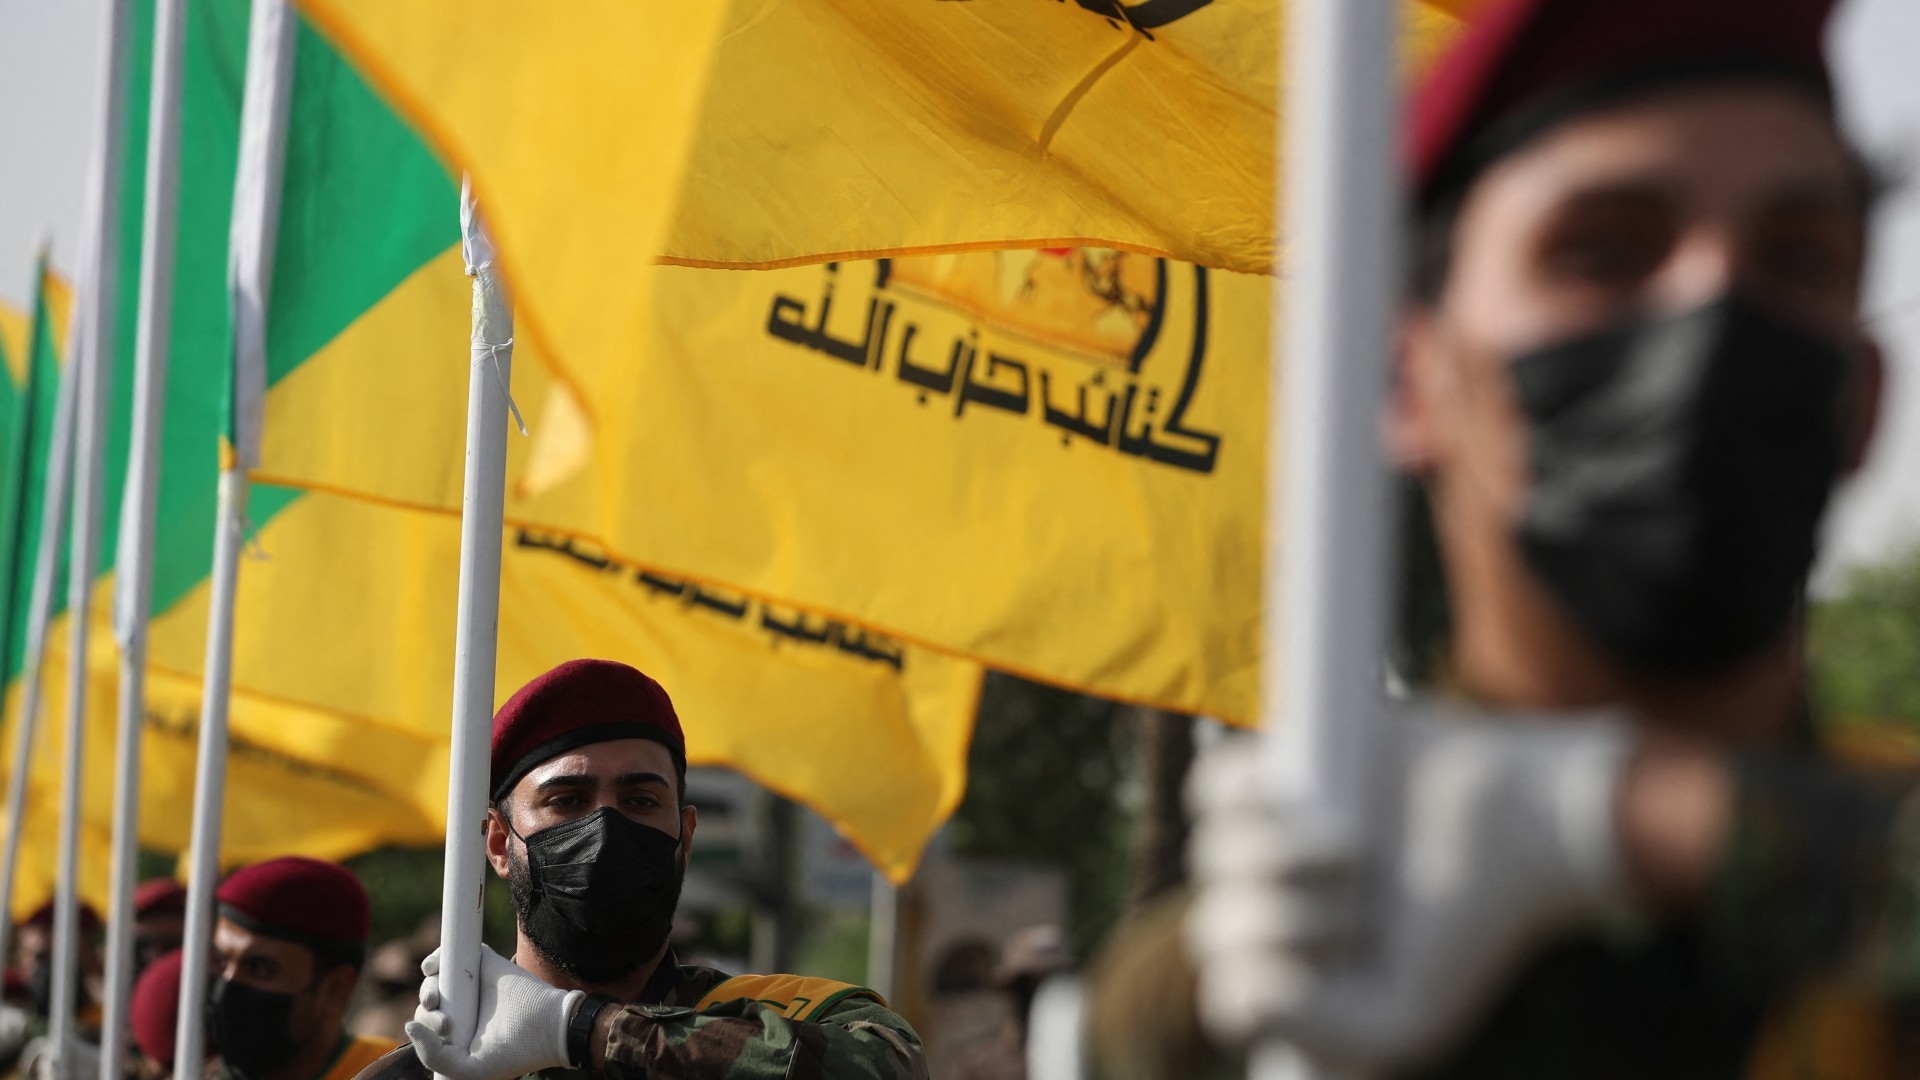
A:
362 659 926 1080
15 900 104 1025
0 901 106 1080
1082 0 1920 1076
208 857 397 1080
129 948 184 1080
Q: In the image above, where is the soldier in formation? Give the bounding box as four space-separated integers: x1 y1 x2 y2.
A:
357 658 929 1080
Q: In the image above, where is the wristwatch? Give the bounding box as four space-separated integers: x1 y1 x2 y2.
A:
567 993 621 1069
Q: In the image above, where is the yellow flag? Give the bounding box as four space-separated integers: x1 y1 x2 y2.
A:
8 0 988 883
0 789 111 925
148 489 982 881
0 297 27 385
259 249 1268 723
12 592 446 872
237 252 983 879
295 0 1474 436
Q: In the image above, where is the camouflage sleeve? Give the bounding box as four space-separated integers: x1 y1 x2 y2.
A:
1708 751 1920 991
597 994 927 1080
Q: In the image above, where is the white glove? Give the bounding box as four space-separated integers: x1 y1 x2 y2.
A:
1186 706 1636 1068
406 944 585 1080
0 1004 29 1058
20 1034 97 1080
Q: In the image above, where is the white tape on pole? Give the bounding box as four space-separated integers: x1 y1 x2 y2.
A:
434 178 516 1080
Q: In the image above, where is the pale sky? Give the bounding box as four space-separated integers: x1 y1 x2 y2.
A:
2 0 1918 587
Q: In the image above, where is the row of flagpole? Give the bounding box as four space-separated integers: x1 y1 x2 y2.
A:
0 1 508 1076
0 1 499 1076
0 3 1401 1080
0 0 300 1077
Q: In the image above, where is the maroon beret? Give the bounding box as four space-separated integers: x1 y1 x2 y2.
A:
215 857 370 950
1410 0 1837 204
23 901 103 934
133 878 188 920
130 949 184 1067
490 659 685 802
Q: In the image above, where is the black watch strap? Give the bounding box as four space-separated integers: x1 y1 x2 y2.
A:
568 992 620 1069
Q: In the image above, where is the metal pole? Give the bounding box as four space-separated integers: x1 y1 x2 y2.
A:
1250 0 1401 1076
432 179 515 1080
866 869 896 1000
51 213 112 1080
0 356 78 969
49 0 134 1069
224 0 295 476
0 251 54 743
169 4 297 1070
170 468 245 1080
101 0 196 1072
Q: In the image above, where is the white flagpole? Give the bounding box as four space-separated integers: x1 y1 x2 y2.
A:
169 469 242 1080
168 3 297 1073
0 351 79 973
99 0 196 1070
1250 0 1400 1077
866 870 896 1001
433 178 515 1080
49 0 134 1073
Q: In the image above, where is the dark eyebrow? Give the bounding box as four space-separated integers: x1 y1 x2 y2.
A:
615 772 672 789
1553 178 1679 212
533 773 595 794
1756 177 1863 217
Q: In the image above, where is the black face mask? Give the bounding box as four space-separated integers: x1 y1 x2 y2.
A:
27 963 53 1017
1510 293 1848 676
509 807 684 986
27 959 87 1017
208 978 302 1079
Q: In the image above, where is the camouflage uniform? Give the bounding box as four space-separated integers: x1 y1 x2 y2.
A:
353 950 926 1080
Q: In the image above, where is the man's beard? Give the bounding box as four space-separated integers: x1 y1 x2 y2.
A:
507 840 687 986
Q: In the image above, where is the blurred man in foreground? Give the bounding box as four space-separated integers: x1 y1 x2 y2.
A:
210 858 395 1080
1094 0 1920 1076
355 658 926 1080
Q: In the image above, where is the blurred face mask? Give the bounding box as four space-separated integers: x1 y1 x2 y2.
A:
208 978 303 1078
26 961 54 1017
508 807 685 986
27 956 87 1018
1508 293 1848 675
